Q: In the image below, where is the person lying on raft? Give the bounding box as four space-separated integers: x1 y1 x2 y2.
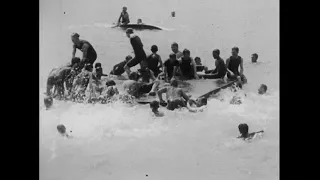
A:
200 49 227 80
157 79 206 113
110 55 132 76
122 71 160 98
178 49 199 80
237 123 264 140
226 47 247 85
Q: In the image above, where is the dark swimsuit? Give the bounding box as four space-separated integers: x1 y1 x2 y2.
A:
110 60 127 75
126 36 147 68
146 54 162 77
179 57 195 80
74 40 97 65
227 56 247 82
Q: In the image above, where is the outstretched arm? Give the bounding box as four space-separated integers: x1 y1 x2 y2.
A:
157 87 167 102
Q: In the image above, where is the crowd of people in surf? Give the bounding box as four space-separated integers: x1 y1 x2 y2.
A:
44 28 267 118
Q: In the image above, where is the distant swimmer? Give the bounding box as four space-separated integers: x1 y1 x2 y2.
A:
137 19 144 25
162 53 180 82
179 49 199 80
157 79 206 113
202 49 227 79
226 47 247 85
110 55 132 76
237 123 264 140
124 28 147 75
44 96 53 110
258 84 267 95
251 53 258 63
71 33 97 68
57 124 72 138
149 100 164 117
117 6 130 25
146 45 163 77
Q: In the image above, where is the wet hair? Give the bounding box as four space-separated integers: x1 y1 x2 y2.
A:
126 28 134 34
232 47 239 52
106 80 116 87
150 100 160 109
129 72 139 81
151 45 158 53
169 53 176 59
57 124 66 134
84 64 93 71
212 49 220 56
183 49 190 55
44 96 53 109
252 53 258 59
260 84 267 92
95 62 102 69
71 33 80 38
238 123 249 135
194 57 201 61
71 57 80 65
171 42 178 47
170 79 178 87
125 55 133 61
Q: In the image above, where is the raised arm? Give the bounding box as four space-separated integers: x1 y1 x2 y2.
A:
157 87 167 102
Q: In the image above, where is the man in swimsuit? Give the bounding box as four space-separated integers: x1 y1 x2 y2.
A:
179 49 199 80
237 123 264 140
162 53 180 82
137 60 157 83
124 28 147 75
117 6 130 25
201 49 227 79
110 55 132 76
157 80 205 112
226 47 247 84
122 71 160 98
71 33 97 69
146 45 163 77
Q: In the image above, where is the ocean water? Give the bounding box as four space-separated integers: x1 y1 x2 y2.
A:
40 0 279 179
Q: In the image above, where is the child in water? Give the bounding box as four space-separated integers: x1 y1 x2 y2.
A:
237 123 264 140
149 100 164 117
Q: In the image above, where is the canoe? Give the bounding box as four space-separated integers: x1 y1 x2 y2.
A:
118 24 162 30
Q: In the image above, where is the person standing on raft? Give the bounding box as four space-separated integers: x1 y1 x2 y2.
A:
124 28 147 75
71 33 97 69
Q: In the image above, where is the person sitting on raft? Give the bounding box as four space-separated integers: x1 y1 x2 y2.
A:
122 71 160 98
200 49 227 79
110 55 132 76
157 79 206 113
161 53 180 82
117 6 130 25
137 60 157 83
146 45 163 78
237 123 264 140
178 49 199 80
194 57 207 72
226 47 247 84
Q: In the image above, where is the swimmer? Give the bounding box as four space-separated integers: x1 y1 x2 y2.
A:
149 100 164 117
124 28 147 75
251 53 258 63
157 79 205 113
179 49 199 80
110 55 132 76
146 45 163 77
46 66 73 98
226 47 247 84
237 123 264 140
258 84 267 95
57 124 72 138
93 62 108 80
44 96 53 110
162 53 180 82
171 42 183 60
117 6 130 25
71 33 97 69
194 57 206 72
188 97 208 107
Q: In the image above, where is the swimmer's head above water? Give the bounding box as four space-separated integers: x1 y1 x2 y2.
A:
251 53 258 63
151 45 158 53
171 42 179 53
231 47 239 57
57 124 66 134
126 28 134 38
258 84 267 94
71 32 80 45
